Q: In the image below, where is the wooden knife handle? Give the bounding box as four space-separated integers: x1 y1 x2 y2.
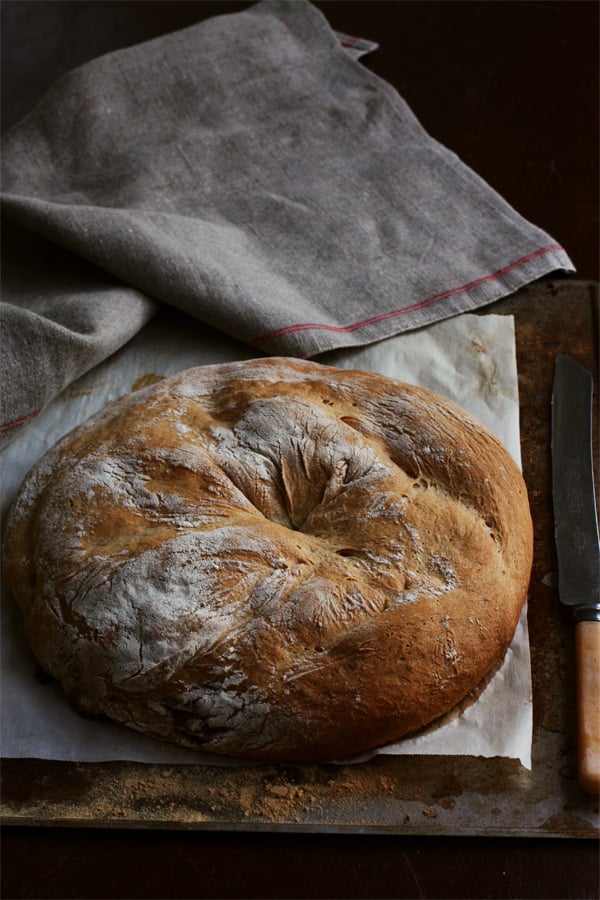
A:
575 620 600 794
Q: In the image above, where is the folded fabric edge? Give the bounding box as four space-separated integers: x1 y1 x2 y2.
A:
0 295 161 451
251 244 575 356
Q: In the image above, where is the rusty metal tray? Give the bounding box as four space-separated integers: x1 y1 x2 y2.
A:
2 279 599 836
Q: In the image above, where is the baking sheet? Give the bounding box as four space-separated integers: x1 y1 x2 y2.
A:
0 309 532 768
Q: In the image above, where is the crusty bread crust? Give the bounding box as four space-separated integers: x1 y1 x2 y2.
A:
3 358 533 761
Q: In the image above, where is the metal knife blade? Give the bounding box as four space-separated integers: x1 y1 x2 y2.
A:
551 353 600 621
551 352 600 794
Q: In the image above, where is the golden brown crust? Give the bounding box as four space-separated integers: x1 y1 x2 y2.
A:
3 357 533 761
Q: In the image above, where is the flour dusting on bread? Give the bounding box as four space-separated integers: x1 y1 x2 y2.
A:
3 358 533 761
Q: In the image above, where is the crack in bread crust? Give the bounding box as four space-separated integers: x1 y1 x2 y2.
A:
3 357 533 762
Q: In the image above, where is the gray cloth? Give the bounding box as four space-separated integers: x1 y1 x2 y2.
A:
1 0 573 447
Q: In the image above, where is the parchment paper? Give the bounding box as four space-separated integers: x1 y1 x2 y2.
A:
0 310 532 768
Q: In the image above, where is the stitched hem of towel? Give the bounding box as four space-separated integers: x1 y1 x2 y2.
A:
251 244 574 356
0 408 42 436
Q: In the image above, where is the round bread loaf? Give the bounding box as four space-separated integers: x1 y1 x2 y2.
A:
3 357 533 761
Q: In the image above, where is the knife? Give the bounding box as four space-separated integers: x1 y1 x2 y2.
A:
551 353 600 794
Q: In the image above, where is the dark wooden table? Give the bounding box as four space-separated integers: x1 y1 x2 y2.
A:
2 3 598 898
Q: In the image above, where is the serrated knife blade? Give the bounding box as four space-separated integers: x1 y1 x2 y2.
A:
551 353 600 794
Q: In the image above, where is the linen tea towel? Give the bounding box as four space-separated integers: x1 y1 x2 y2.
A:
0 0 574 447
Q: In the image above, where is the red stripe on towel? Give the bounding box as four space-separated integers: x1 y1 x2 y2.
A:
0 408 42 434
254 243 564 347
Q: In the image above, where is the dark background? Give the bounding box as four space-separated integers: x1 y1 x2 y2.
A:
1 2 599 899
